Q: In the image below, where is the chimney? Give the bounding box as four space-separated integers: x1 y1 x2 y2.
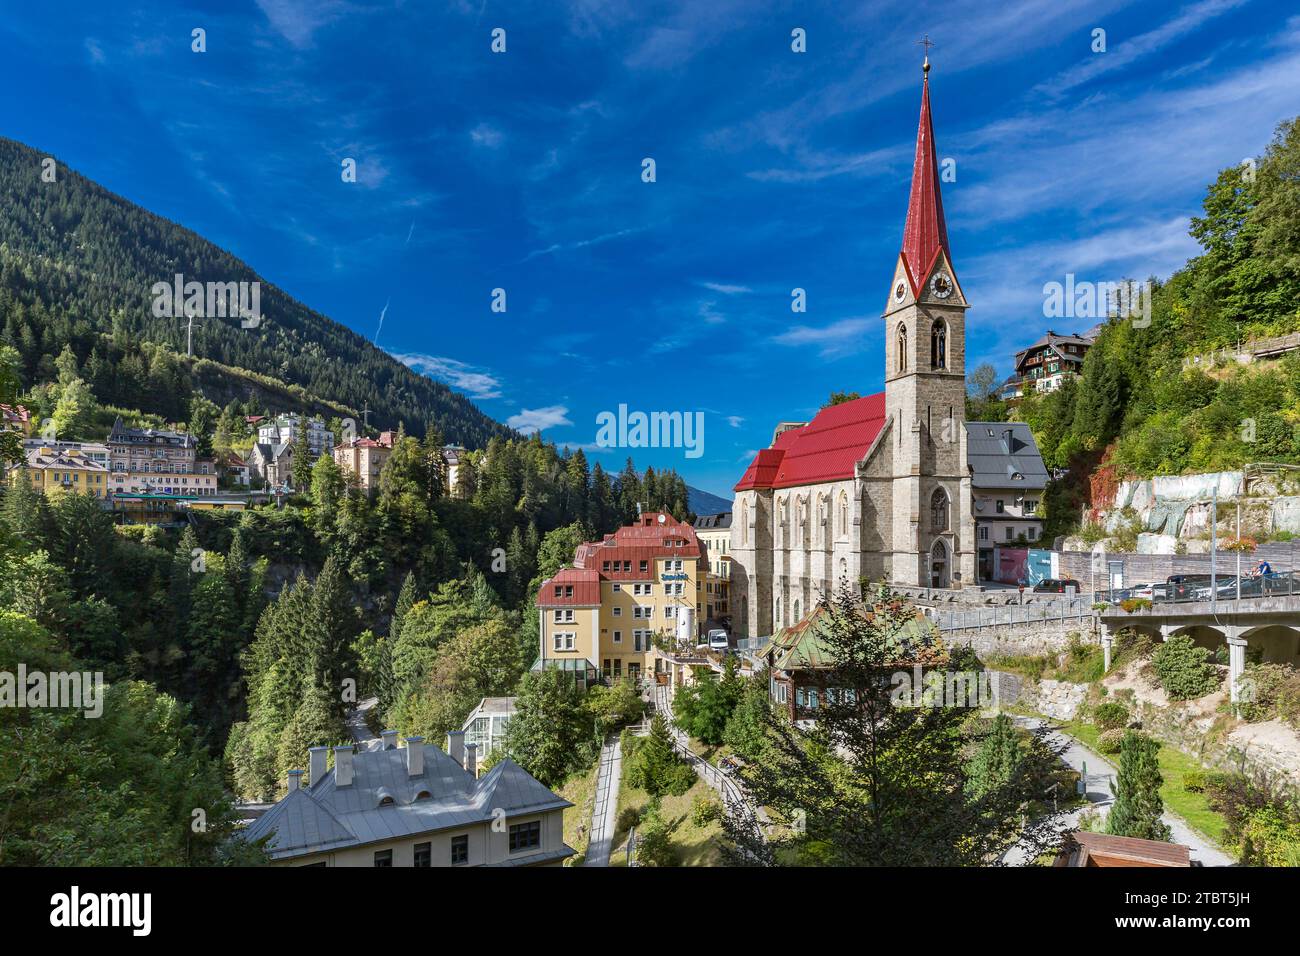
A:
287 769 302 793
333 745 354 787
1002 428 1015 454
447 730 465 768
465 743 478 778
406 736 424 777
380 729 398 751
309 746 328 786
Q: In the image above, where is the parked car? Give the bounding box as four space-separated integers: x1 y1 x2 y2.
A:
707 628 730 652
1033 578 1082 593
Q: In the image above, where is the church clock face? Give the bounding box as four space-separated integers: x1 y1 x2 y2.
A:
893 280 907 303
929 273 953 299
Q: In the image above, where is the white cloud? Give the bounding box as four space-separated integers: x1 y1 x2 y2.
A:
255 0 352 49
726 416 744 428
507 405 573 433
1037 0 1251 98
391 352 503 400
697 281 752 295
470 123 504 148
772 317 874 358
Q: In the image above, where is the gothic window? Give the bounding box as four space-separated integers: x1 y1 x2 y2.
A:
897 323 908 373
931 487 950 533
838 492 848 538
815 494 826 545
931 319 947 370
793 599 801 623
740 500 749 546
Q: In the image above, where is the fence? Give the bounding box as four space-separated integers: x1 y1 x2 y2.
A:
937 598 1095 632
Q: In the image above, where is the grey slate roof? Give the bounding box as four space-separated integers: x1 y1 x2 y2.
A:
965 422 1049 490
242 744 571 861
693 512 732 530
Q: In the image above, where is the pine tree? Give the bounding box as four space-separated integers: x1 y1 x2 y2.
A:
965 713 1024 801
1106 731 1172 842
305 556 359 719
290 428 312 491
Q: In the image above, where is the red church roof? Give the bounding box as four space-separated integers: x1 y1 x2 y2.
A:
900 66 950 293
734 394 887 492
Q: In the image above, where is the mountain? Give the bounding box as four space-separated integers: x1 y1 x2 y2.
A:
688 485 731 515
0 136 511 447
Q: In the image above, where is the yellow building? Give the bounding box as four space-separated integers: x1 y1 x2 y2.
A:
16 446 110 498
535 511 708 684
693 512 732 624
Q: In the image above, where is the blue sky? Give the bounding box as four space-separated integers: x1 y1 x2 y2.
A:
3 1 1298 496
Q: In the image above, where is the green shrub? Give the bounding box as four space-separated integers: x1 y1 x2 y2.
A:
1112 628 1155 669
1183 769 1208 793
634 809 679 867
616 805 642 834
1097 729 1125 754
1153 635 1221 701
1057 636 1105 683
691 793 723 828
1093 701 1130 731
1238 662 1300 730
1119 597 1152 613
1240 806 1300 866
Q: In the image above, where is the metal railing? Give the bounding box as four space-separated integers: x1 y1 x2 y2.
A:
937 599 1095 632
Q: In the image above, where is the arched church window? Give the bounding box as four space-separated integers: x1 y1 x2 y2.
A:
838 492 848 538
897 323 908 373
793 599 801 622
931 319 947 370
740 500 749 545
931 487 950 532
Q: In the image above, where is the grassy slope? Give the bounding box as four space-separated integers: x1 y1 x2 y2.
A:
558 762 599 866
609 769 723 867
1059 718 1228 848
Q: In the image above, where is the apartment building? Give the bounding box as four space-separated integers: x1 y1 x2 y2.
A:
257 413 334 457
15 445 110 498
243 732 572 867
332 430 397 491
965 422 1049 581
535 511 707 684
693 512 732 623
106 416 217 496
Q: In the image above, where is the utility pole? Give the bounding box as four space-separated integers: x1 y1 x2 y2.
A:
1210 483 1218 612
180 312 203 358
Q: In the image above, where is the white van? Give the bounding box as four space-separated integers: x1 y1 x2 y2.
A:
707 629 730 652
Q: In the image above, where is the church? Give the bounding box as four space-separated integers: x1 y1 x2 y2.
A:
731 56 979 640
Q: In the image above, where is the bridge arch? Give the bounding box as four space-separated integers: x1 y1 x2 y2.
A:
1237 624 1300 667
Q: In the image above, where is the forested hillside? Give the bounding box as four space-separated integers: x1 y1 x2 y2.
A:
0 136 510 446
1014 117 1300 537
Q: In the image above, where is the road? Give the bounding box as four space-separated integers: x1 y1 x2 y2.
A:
347 695 379 751
583 736 622 867
1002 716 1233 867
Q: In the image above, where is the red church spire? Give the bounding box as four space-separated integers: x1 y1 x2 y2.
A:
900 54 950 290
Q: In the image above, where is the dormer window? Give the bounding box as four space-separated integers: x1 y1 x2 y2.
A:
413 790 431 801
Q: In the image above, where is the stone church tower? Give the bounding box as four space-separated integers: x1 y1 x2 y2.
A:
729 57 978 640
881 55 976 588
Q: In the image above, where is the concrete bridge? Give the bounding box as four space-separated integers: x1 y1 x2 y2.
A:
1099 594 1300 703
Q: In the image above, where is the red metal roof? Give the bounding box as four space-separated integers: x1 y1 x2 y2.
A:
734 393 887 492
536 512 706 602
536 567 602 607
900 72 950 294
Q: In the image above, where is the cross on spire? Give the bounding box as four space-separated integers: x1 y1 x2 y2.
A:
916 34 934 74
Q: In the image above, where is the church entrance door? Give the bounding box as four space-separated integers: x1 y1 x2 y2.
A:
929 539 950 589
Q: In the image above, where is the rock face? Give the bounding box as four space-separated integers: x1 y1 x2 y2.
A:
946 620 1097 660
1028 679 1089 720
1082 465 1300 548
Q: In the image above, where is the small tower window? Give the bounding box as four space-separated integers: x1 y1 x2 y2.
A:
897 324 908 373
931 488 950 533
931 320 947 370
